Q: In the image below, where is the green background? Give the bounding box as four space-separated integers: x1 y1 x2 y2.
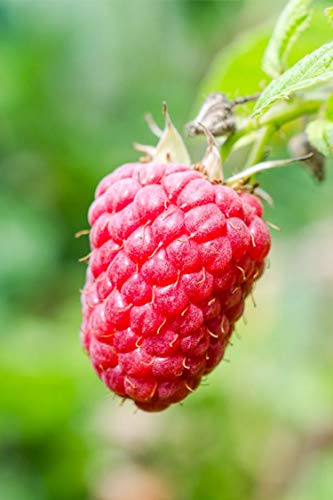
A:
1 1 333 499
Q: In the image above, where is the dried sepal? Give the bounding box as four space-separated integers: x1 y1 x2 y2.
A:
144 113 162 138
226 153 313 187
253 187 274 206
196 122 224 182
153 103 191 165
134 103 191 165
288 132 325 181
133 143 157 159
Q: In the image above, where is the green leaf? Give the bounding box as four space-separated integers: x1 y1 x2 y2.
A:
306 119 333 156
198 30 269 101
324 6 333 26
253 41 333 117
263 0 312 79
326 92 333 120
198 7 333 108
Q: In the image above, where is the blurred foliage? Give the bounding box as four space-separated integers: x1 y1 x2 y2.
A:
0 1 333 500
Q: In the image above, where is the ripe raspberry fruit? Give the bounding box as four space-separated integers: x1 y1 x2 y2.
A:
80 107 271 411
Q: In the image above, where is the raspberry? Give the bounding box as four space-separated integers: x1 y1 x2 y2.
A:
81 161 270 411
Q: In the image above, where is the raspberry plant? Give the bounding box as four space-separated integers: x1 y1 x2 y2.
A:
80 0 333 411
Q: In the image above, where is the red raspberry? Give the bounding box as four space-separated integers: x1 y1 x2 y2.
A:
81 162 270 411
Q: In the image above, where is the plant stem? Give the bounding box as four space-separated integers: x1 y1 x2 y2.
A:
245 125 274 167
222 98 323 162
258 99 322 129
